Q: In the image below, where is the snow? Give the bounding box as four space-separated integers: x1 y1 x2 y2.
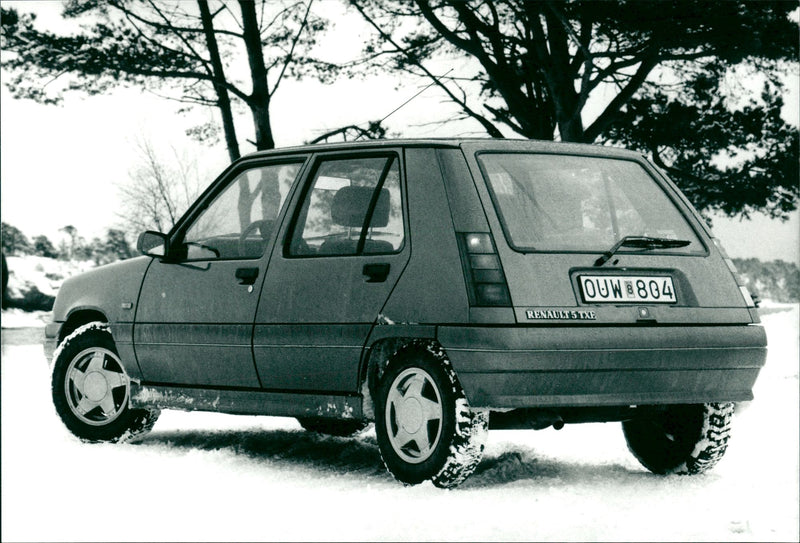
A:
48 321 110 376
1 305 798 542
4 255 93 300
0 308 51 329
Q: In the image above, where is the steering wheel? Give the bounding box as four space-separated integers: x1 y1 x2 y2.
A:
238 219 273 257
184 241 220 259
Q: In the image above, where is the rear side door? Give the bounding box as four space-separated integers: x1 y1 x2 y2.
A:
133 159 306 387
254 150 410 393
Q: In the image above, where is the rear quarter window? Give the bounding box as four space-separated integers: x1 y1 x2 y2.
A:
477 152 704 254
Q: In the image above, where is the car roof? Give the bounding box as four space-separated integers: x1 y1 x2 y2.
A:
240 138 646 161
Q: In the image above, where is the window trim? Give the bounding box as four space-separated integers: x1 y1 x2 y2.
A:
475 150 709 257
283 151 407 259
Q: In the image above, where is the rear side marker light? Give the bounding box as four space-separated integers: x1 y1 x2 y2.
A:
460 233 511 307
466 233 495 253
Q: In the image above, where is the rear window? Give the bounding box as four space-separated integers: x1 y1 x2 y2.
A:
477 153 704 253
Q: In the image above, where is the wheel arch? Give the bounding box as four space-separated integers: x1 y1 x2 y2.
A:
359 336 453 421
59 308 108 343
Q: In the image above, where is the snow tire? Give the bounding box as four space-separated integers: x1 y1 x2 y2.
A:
374 342 488 488
52 322 160 443
622 402 734 475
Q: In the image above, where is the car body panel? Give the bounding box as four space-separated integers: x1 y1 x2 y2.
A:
133 259 264 387
439 324 767 407
129 383 361 419
252 323 372 392
45 256 152 378
378 148 470 325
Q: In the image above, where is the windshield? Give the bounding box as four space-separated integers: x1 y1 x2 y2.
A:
477 153 703 253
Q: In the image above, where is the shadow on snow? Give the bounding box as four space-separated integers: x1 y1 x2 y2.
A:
133 427 647 488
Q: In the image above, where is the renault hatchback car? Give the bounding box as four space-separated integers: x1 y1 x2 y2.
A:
45 139 766 488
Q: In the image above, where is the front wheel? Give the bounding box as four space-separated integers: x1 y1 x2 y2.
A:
52 322 159 443
374 346 488 488
622 402 734 475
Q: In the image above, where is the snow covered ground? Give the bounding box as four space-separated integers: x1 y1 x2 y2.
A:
4 255 93 301
1 306 798 542
1 308 52 329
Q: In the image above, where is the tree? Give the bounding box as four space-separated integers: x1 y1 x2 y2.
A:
117 138 203 236
32 235 59 258
1 222 32 255
85 229 134 265
307 120 390 144
350 0 799 219
59 225 79 260
1 1 334 160
733 257 800 302
104 229 133 261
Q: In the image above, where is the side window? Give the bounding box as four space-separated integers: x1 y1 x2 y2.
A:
288 155 404 257
182 162 302 260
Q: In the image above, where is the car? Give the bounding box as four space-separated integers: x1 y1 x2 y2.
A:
45 138 766 488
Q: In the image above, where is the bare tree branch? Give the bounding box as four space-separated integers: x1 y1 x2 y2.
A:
270 0 313 96
351 0 503 137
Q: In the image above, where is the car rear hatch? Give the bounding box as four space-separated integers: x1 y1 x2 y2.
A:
459 141 758 326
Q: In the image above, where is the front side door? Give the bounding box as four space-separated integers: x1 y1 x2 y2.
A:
255 151 410 393
134 159 305 387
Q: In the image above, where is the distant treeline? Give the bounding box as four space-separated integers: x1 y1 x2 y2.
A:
733 258 800 303
2 222 132 265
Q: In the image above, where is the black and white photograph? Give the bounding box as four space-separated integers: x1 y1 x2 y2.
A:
1 1 798 541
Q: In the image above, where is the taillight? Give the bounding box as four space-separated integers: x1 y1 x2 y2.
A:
458 233 511 306
713 237 756 308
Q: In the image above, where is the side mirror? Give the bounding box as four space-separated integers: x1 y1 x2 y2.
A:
137 231 169 257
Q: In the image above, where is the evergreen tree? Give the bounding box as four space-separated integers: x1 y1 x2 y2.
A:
1 222 32 255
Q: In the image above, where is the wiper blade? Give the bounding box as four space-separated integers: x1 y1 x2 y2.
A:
594 236 691 267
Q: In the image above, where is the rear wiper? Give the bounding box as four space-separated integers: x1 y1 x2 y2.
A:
594 236 691 267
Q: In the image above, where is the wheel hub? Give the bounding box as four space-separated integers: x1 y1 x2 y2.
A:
83 372 108 401
64 347 129 426
384 367 444 464
398 397 423 433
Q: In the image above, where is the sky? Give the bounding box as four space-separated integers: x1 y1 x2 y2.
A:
1 0 798 263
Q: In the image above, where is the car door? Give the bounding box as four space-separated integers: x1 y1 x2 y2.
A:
254 150 410 393
133 159 306 387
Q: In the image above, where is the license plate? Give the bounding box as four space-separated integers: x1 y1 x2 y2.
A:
579 275 677 304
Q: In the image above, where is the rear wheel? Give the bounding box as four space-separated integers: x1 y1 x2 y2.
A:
52 323 159 443
375 346 488 488
622 402 734 475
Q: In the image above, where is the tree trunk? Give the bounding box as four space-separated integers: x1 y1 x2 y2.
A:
542 9 585 143
557 115 585 142
249 100 275 151
197 0 241 162
239 0 275 151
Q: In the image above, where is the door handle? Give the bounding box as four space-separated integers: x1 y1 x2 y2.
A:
235 267 259 285
363 263 390 283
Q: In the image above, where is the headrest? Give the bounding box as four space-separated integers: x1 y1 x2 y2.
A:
330 186 390 228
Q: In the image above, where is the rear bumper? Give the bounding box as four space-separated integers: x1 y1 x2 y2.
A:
438 325 767 408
